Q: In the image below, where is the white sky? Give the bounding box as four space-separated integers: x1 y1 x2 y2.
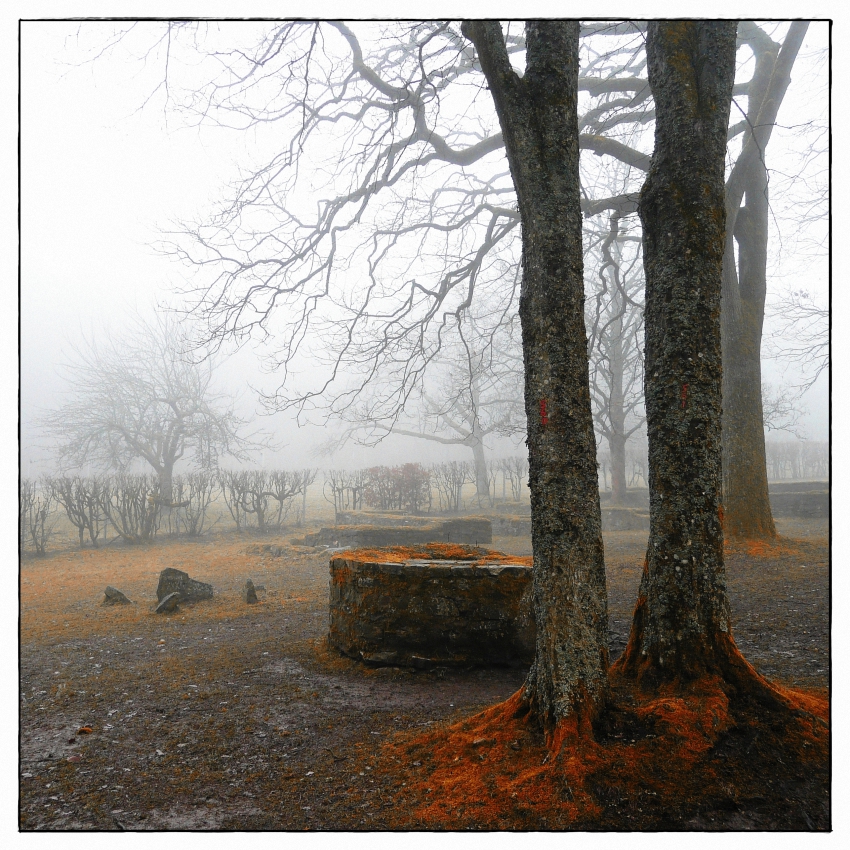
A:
17 16 830 479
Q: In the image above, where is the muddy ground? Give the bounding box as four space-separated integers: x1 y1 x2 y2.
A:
19 516 828 831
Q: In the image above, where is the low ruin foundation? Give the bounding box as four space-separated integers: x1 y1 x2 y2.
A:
329 545 533 668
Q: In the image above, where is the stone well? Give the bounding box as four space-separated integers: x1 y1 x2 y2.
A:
329 544 533 669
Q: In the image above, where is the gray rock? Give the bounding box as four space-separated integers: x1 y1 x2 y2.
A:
242 579 258 604
102 586 131 606
155 592 181 614
156 568 213 603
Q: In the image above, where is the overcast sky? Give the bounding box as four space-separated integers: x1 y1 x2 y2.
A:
18 17 831 478
2 5 846 839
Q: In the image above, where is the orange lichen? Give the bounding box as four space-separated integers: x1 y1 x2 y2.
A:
379 667 830 830
721 535 804 559
341 543 532 567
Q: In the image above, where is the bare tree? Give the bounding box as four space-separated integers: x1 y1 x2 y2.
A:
719 22 812 539
586 210 645 504
431 461 473 512
40 313 254 503
323 469 367 525
766 288 828 394
498 456 528 503
341 321 524 505
761 382 806 436
77 22 823 542
464 20 609 730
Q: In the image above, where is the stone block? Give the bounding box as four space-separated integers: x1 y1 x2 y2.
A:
155 592 181 614
156 568 214 603
102 586 131 606
601 507 650 531
243 579 258 604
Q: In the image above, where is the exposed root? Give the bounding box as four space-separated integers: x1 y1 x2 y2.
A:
380 670 829 830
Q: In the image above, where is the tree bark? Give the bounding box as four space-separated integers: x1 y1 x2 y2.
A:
618 21 740 682
463 20 608 730
720 22 807 538
471 438 490 506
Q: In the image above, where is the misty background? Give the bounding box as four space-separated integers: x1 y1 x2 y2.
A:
19 21 829 488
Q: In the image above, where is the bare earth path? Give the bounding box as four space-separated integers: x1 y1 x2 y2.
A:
19 517 828 830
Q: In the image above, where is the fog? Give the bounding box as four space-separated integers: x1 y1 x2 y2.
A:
19 21 829 484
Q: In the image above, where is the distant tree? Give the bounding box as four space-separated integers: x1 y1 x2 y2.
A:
761 382 806 436
101 473 161 544
41 313 253 504
586 210 645 504
168 471 220 537
720 22 811 539
431 461 473 512
335 319 524 506
766 289 828 394
322 469 367 524
498 456 528 502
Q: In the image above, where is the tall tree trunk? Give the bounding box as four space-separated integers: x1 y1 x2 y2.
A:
470 439 490 506
607 306 628 505
721 22 808 538
721 165 775 537
608 432 628 505
464 20 608 731
618 21 740 682
159 465 174 505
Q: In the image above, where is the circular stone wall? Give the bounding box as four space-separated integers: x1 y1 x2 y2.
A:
328 545 534 668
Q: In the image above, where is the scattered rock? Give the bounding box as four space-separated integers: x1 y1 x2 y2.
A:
155 592 181 614
243 579 258 604
102 586 131 606
156 568 213 603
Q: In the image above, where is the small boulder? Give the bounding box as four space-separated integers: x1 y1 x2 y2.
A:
102 586 131 606
242 579 258 604
155 592 181 614
156 568 213 603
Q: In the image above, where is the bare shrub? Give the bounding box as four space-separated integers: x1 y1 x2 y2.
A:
101 474 160 543
48 475 108 548
167 471 220 537
19 478 57 556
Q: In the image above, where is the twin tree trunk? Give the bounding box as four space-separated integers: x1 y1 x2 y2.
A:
618 22 741 680
466 20 771 728
464 20 608 728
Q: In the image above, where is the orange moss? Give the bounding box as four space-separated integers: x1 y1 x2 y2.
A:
342 543 532 567
725 536 803 559
379 667 830 830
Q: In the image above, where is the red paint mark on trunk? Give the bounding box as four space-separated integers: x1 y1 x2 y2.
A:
539 398 549 427
681 384 689 410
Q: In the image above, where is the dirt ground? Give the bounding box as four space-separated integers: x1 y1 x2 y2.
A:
18 515 829 831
